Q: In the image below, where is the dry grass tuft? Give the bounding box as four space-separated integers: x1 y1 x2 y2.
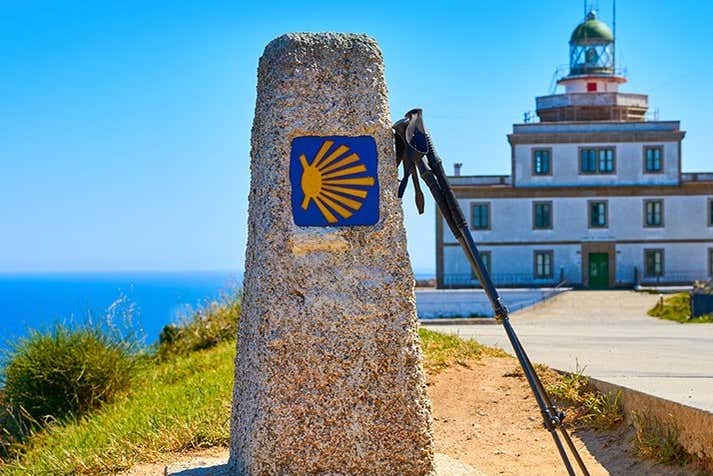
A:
418 328 507 374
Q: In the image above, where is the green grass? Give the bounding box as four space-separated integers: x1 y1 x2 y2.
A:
2 324 139 424
647 293 713 323
0 326 499 474
157 292 241 359
418 328 507 374
0 342 235 475
537 366 624 432
632 412 690 467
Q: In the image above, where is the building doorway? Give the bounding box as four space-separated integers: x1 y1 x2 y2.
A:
588 253 609 289
581 242 615 289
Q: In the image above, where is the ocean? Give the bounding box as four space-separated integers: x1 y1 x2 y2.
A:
0 270 435 353
0 271 242 352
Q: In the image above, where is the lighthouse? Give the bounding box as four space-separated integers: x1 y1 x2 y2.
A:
435 8 713 291
536 10 648 122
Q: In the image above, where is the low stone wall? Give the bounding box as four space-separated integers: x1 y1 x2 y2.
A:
415 288 567 319
589 377 713 461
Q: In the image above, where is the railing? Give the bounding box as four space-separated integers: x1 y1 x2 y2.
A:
448 175 511 186
635 267 710 286
535 92 649 110
548 65 629 94
682 173 713 183
513 121 680 133
442 271 562 289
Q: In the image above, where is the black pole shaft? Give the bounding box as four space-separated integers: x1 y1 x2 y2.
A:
411 144 588 475
560 425 591 475
460 222 585 475
495 269 590 476
505 310 590 476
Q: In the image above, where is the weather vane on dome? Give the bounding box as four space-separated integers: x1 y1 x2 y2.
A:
584 0 600 17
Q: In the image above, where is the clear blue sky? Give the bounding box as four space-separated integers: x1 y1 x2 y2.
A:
1 0 711 274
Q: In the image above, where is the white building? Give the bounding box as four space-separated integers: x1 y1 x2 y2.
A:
437 10 713 289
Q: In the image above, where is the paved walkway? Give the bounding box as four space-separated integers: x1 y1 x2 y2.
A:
424 290 713 413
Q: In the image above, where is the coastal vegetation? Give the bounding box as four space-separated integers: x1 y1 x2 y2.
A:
1 296 513 474
156 292 241 359
0 292 241 473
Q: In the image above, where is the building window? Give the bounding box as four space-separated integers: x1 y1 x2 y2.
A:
587 82 597 92
471 251 491 280
644 146 663 173
709 248 713 277
532 149 552 176
598 149 615 173
709 198 713 227
534 251 554 279
470 202 490 230
589 201 608 228
644 249 664 278
644 200 664 227
580 147 615 174
580 149 596 173
533 201 553 229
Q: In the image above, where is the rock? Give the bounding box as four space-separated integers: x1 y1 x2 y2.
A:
230 33 434 474
434 453 487 476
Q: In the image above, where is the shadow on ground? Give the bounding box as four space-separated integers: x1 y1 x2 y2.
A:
575 428 690 476
170 464 230 476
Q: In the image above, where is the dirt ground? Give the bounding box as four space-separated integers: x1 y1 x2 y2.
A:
429 356 689 476
123 356 691 476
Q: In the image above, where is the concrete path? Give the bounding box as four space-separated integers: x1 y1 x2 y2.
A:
424 290 713 413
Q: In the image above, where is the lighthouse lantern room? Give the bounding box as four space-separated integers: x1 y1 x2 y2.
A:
535 9 648 122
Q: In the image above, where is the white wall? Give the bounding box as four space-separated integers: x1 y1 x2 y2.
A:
415 289 566 318
445 196 712 244
513 141 680 187
617 243 712 283
441 195 713 286
443 244 581 285
562 78 620 93
443 242 712 287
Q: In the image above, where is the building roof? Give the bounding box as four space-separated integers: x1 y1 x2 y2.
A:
570 11 614 44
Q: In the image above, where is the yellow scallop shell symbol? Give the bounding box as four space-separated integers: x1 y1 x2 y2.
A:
299 140 375 224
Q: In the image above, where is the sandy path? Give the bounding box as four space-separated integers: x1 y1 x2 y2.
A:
429 356 688 476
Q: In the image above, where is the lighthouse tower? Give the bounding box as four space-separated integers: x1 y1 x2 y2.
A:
536 10 648 122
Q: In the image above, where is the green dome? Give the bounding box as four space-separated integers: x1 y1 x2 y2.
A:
570 11 614 44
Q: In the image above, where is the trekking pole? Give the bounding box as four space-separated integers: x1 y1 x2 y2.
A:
393 108 589 476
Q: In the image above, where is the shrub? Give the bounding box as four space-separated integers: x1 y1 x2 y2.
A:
648 292 713 323
0 391 35 459
157 292 241 358
1 323 140 426
648 293 691 323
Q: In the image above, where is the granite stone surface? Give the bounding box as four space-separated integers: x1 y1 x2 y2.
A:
230 33 435 474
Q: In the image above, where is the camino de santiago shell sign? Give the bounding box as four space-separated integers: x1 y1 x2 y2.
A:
290 136 379 226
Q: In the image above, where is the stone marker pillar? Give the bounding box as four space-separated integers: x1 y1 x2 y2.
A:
230 33 434 475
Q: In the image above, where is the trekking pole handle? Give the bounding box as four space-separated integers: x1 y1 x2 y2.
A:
423 134 468 231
